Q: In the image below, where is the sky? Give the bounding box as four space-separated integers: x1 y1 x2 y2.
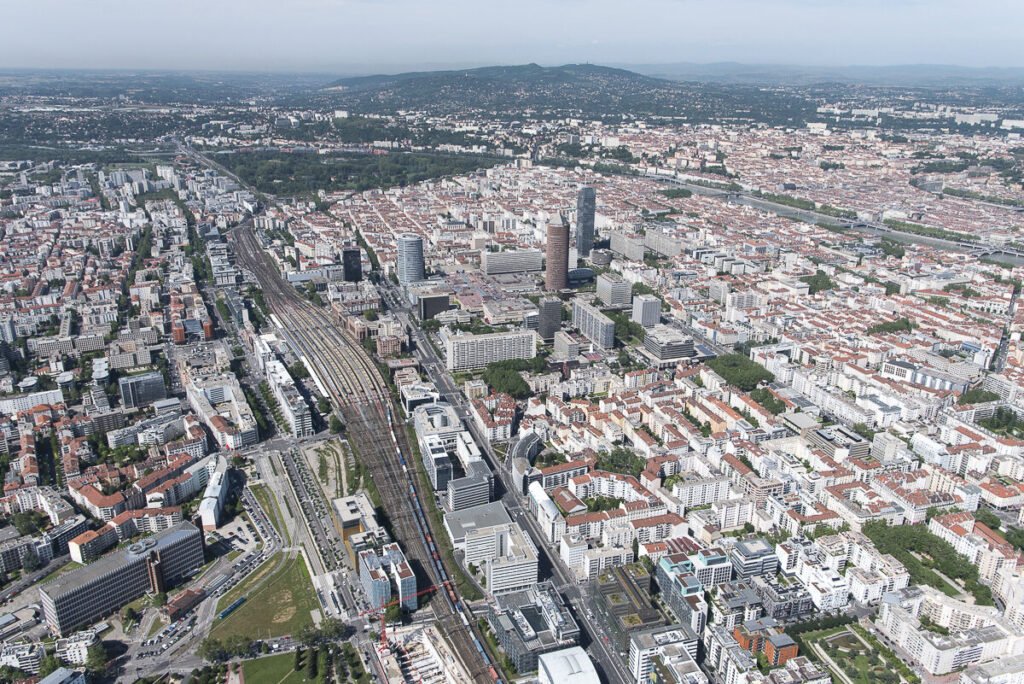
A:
1 0 1022 74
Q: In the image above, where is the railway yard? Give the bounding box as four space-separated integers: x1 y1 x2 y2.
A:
227 223 500 683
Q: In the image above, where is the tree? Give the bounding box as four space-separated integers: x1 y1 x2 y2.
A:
38 655 61 677
198 638 226 662
866 318 914 336
481 365 530 399
306 648 318 679
706 354 774 392
850 423 876 441
21 549 44 573
750 387 785 415
329 415 344 433
975 508 1002 530
596 446 647 478
86 642 108 674
384 603 403 624
11 511 47 536
153 592 168 607
959 388 1000 405
800 270 835 295
879 238 905 259
0 667 27 682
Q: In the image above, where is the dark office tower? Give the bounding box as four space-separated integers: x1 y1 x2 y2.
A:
118 371 167 410
545 221 570 292
342 246 362 282
576 187 596 257
537 298 562 341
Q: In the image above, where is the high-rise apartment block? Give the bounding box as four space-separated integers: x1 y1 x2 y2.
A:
553 331 581 361
445 330 536 371
572 300 615 350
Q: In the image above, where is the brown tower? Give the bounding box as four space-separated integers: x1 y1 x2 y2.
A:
545 220 569 291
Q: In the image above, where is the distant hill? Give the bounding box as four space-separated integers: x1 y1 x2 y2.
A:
621 62 1024 87
327 62 664 92
322 63 814 123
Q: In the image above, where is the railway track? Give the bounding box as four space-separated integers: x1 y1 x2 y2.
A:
227 223 498 683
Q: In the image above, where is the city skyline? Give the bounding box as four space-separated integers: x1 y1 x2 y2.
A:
1 5 1024 681
2 0 1023 72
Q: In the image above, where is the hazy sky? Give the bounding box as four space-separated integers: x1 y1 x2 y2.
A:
2 0 1022 73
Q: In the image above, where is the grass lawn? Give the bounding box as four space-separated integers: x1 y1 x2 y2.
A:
251 482 289 543
242 652 308 684
210 554 318 641
805 626 913 684
147 619 165 638
216 554 280 613
38 561 81 584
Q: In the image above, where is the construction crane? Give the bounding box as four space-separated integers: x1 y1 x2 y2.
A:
357 583 447 649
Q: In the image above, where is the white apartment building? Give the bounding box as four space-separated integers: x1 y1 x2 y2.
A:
445 330 536 371
55 630 98 665
876 587 1024 676
929 512 1017 583
671 475 732 511
528 482 567 544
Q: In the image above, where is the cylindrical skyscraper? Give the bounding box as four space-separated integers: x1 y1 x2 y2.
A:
545 221 569 292
396 234 425 285
576 187 596 257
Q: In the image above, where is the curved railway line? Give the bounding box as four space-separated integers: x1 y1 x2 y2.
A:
227 223 499 683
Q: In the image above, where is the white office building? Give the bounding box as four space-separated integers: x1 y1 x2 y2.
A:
597 273 632 307
464 522 539 595
482 249 544 275
632 294 661 328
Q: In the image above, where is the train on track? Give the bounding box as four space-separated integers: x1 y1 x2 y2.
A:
384 404 499 680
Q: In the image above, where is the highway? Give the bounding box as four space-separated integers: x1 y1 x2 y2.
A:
382 281 631 684
226 221 498 683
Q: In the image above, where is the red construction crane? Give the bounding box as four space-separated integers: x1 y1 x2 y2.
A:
357 583 447 648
